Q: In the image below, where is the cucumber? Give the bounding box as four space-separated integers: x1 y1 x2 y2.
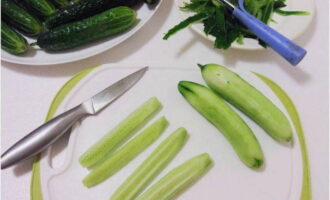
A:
36 6 137 51
200 64 292 142
136 153 212 200
50 0 70 8
2 0 42 36
1 21 28 54
178 81 264 168
79 97 161 169
111 128 188 200
23 0 56 17
45 0 138 29
83 117 169 187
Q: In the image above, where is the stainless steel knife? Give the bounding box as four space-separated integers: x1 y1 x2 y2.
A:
1 67 148 169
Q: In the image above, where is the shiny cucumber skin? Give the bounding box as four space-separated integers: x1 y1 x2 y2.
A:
111 128 188 200
45 0 138 28
83 117 169 187
23 0 56 17
1 21 28 54
2 0 42 36
200 64 292 142
136 153 212 200
178 81 264 168
37 6 137 51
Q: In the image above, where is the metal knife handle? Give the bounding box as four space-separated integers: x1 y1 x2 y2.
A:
1 104 90 169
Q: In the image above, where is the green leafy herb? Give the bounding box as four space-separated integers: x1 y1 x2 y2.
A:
164 0 308 49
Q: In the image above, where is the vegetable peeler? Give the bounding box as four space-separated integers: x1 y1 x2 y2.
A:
218 0 307 66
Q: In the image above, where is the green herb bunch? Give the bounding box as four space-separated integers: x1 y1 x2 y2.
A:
163 0 308 49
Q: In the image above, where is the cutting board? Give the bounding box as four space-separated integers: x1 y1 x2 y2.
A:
39 65 302 200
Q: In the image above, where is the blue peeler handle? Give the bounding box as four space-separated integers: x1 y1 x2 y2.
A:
232 6 306 66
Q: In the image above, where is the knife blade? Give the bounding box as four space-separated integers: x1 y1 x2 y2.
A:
1 67 148 169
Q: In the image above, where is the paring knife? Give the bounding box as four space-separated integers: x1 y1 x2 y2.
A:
1 67 148 170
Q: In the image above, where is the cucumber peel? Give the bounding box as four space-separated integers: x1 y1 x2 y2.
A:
178 81 264 168
136 153 212 200
79 97 162 169
111 127 188 200
83 116 169 187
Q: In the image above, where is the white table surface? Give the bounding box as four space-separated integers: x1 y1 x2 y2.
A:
1 1 329 199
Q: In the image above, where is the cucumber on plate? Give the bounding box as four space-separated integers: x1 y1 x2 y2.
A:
1 21 29 55
2 0 42 36
35 6 137 51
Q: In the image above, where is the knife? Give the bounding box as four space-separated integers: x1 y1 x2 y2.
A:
1 67 148 170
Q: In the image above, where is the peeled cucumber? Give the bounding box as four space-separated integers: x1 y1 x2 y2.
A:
178 81 264 168
136 153 212 200
111 128 188 200
200 63 292 142
83 117 168 187
79 97 162 169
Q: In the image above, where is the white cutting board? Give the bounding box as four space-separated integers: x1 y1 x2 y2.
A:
40 65 302 200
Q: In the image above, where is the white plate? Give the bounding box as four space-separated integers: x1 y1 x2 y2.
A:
1 2 162 65
39 65 303 199
175 0 315 50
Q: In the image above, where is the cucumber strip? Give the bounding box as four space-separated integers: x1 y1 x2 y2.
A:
136 153 212 200
111 128 188 200
200 63 292 142
83 117 169 187
79 97 162 169
178 81 264 168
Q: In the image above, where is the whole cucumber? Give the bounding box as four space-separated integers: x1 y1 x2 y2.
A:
1 21 28 54
178 81 264 168
2 0 42 36
200 64 292 142
23 0 56 17
36 6 137 51
45 0 138 29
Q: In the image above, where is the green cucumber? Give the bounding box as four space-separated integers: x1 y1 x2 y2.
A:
136 153 212 200
23 0 56 17
178 81 264 168
200 63 292 142
2 0 42 36
79 97 161 169
36 6 137 51
111 128 188 200
45 0 138 29
83 117 169 187
1 21 29 54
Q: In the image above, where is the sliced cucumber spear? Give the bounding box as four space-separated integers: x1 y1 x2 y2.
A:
178 81 264 168
135 153 212 200
199 64 292 142
79 97 162 169
83 117 169 187
111 127 188 200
